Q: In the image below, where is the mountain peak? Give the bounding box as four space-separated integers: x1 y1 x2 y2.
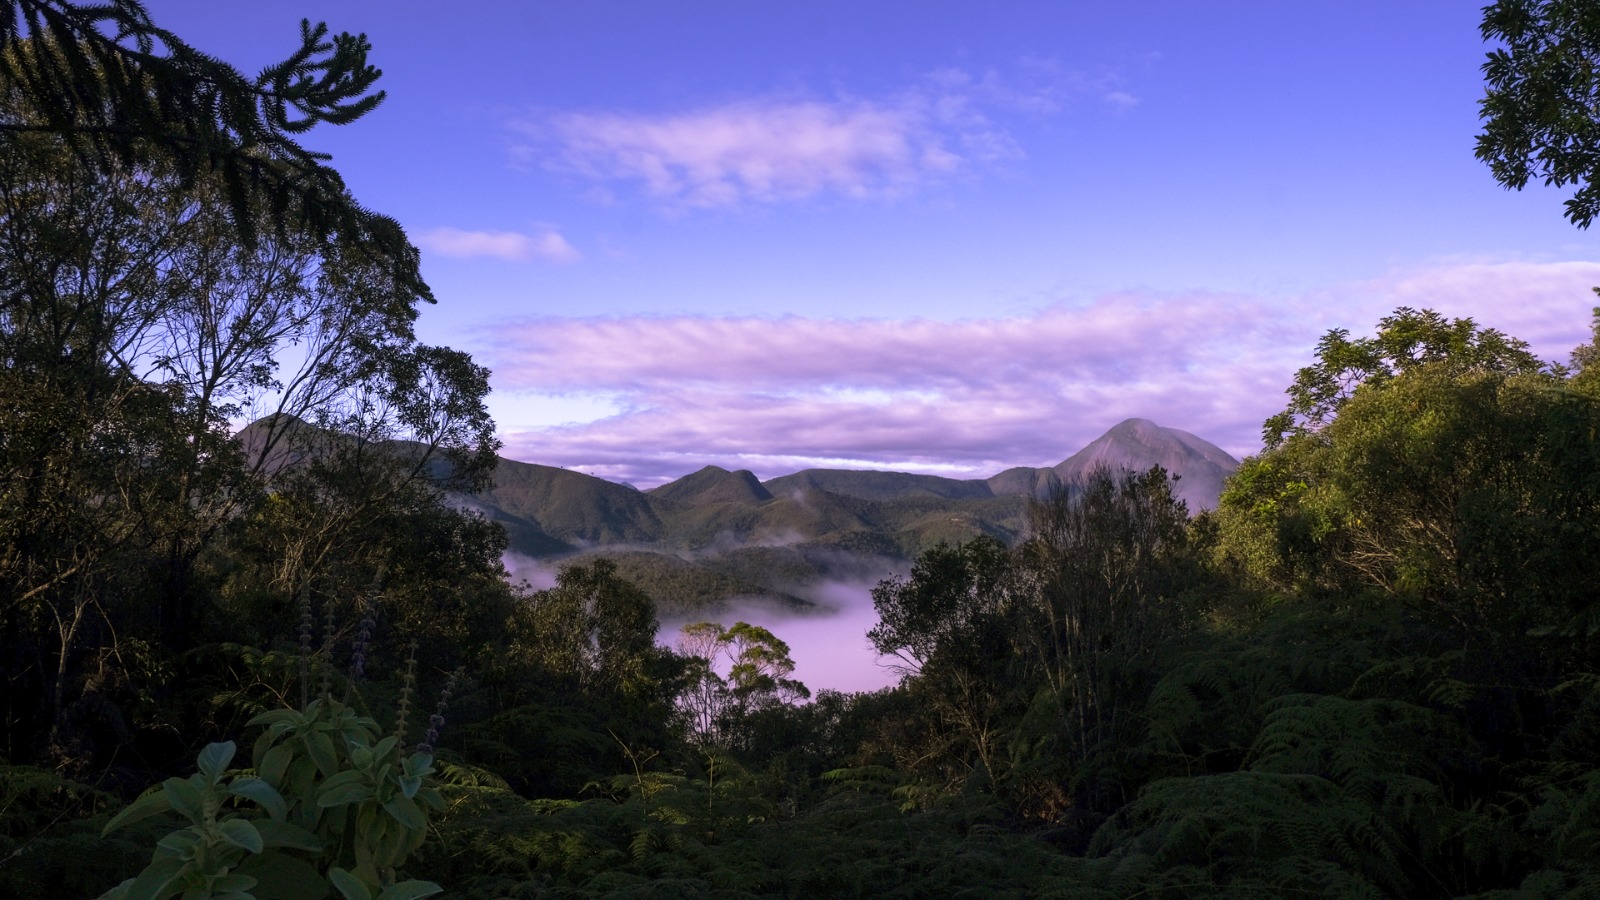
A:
1053 419 1238 511
651 465 773 506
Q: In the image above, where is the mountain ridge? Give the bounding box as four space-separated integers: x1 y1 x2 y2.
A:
277 417 1242 613
471 418 1237 558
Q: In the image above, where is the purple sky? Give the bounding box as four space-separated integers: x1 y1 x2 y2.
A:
485 261 1600 483
145 2 1600 486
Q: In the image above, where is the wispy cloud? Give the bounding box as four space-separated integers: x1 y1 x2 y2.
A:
483 261 1600 486
515 63 1134 210
415 227 580 263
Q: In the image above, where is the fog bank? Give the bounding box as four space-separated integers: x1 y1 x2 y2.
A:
659 578 903 695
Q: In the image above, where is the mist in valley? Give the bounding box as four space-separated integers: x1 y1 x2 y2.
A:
657 576 906 695
506 545 909 695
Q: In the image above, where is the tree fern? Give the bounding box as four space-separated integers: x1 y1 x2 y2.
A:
1090 771 1410 898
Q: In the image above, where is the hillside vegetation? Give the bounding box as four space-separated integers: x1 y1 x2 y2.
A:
461 418 1235 612
4 3 1600 899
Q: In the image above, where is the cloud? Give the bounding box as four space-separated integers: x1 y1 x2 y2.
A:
415 227 580 263
516 63 1131 209
482 260 1600 487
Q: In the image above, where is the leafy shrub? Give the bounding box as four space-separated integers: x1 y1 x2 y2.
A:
98 696 443 900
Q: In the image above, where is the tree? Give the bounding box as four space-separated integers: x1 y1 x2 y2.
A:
1015 466 1199 812
1263 307 1545 449
1478 0 1600 228
0 1 425 297
521 559 663 694
1220 309 1600 653
675 621 807 750
868 537 1021 783
0 15 497 773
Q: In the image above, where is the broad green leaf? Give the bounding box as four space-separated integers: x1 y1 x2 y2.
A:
208 874 258 893
377 881 443 900
417 787 444 811
197 741 237 782
382 795 425 831
259 744 294 787
350 744 374 770
306 731 340 776
402 752 434 779
371 736 399 762
226 777 287 820
235 853 330 900
396 775 421 800
120 856 186 900
317 769 365 793
254 819 323 852
160 777 206 825
246 709 302 728
318 781 375 808
329 867 373 900
102 788 176 835
155 831 199 861
217 818 264 854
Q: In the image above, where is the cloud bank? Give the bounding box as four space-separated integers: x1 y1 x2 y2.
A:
518 64 1134 209
415 227 580 263
484 261 1600 487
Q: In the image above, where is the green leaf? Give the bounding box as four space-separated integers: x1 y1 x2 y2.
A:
96 877 134 900
161 777 206 825
247 709 303 728
208 874 258 893
317 769 365 794
121 856 186 900
102 788 176 835
318 781 375 808
235 853 330 900
306 731 340 776
259 744 294 787
197 741 237 782
377 881 443 900
217 818 264 854
226 777 287 820
382 795 425 831
370 736 399 762
254 819 323 852
155 831 200 861
329 867 373 900
396 775 421 800
402 752 434 779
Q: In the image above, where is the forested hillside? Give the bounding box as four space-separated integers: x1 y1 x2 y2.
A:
455 418 1236 613
3 2 1600 899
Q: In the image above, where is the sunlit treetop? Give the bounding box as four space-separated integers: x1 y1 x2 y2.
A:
1479 0 1600 229
1263 307 1549 449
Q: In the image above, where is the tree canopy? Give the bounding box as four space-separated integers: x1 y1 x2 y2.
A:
1478 0 1600 227
0 0 425 296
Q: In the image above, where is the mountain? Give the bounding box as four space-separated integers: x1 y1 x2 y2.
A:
476 458 663 546
436 418 1241 612
763 469 993 502
1051 418 1237 512
650 466 773 506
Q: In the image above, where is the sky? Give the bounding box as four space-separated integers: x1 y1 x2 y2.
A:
146 1 1600 487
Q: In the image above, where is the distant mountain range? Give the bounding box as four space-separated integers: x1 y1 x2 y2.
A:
460 419 1239 614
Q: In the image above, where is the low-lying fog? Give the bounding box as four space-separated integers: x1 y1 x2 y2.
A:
658 579 903 695
504 551 904 695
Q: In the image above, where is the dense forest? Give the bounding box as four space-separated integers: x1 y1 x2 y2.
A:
3 1 1600 898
